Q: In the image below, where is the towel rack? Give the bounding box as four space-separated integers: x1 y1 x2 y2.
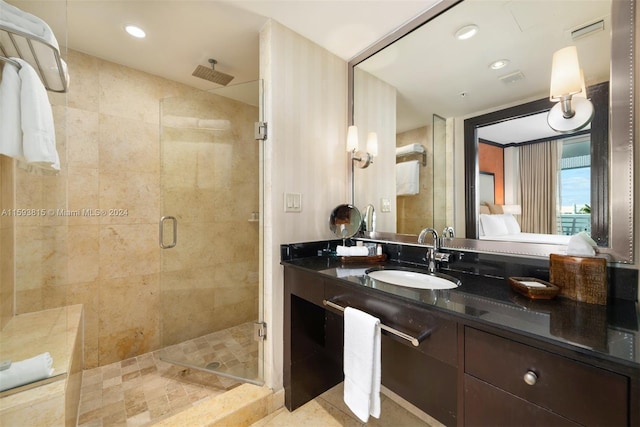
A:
396 146 427 166
0 55 20 69
323 299 431 347
0 24 68 92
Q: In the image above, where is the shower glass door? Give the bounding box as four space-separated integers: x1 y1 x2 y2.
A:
158 80 264 385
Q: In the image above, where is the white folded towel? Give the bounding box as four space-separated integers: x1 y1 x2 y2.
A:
15 58 60 172
0 0 59 49
0 60 23 160
396 143 425 156
336 245 369 257
396 160 420 196
343 307 381 422
0 1 69 91
566 231 598 256
0 352 55 391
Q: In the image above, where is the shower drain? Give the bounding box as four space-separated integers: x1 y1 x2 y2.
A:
205 361 221 370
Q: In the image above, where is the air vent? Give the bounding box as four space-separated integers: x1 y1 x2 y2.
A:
571 20 605 41
498 71 525 85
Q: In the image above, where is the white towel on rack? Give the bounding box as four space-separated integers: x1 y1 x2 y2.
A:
0 0 59 49
396 160 420 196
395 143 425 156
343 307 381 423
16 58 59 172
0 59 24 160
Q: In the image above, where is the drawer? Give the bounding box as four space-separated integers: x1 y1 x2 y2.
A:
465 374 579 427
464 327 628 426
325 281 457 366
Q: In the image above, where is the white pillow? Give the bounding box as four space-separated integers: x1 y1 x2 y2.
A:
479 214 509 236
501 214 521 234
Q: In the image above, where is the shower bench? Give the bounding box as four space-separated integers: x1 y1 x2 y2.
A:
0 305 84 426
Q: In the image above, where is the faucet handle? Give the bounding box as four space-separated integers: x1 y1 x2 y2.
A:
442 226 455 239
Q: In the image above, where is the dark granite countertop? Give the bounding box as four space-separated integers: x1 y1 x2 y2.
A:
281 243 640 370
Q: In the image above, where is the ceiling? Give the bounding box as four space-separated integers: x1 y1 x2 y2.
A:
9 0 436 91
7 0 612 144
356 0 611 136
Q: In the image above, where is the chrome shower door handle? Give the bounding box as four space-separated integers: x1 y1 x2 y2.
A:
159 216 177 249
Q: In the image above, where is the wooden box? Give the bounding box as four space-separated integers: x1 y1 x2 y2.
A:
549 254 608 305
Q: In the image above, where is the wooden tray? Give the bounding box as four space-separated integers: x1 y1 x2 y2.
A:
339 254 387 264
549 254 607 305
508 277 560 300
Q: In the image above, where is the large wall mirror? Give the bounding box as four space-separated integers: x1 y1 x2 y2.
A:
349 0 634 263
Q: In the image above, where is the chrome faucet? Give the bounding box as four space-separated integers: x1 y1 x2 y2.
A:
441 226 455 246
442 226 455 239
418 227 439 273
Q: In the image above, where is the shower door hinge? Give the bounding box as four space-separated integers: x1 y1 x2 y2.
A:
254 121 267 140
254 321 267 341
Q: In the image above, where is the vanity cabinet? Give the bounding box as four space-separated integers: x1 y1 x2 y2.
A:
283 263 639 426
464 327 629 426
284 267 458 425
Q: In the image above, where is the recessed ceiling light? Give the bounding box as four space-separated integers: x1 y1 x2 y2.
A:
124 24 146 38
489 59 510 70
455 24 478 40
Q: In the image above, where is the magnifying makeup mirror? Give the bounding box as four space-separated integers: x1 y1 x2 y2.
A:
329 204 362 244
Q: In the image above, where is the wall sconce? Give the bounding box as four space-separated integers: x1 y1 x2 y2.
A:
547 46 594 133
347 126 377 169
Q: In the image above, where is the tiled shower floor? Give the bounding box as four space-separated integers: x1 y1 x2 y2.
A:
77 322 258 426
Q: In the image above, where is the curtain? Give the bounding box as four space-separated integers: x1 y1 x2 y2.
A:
519 140 561 234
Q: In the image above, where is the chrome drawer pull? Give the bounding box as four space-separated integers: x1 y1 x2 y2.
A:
523 370 538 385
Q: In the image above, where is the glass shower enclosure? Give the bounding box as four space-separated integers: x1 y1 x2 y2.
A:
158 80 264 385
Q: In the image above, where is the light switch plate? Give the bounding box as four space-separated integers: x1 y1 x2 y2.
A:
381 198 391 213
284 193 302 212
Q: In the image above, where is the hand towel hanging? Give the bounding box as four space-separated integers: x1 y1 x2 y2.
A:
343 307 381 422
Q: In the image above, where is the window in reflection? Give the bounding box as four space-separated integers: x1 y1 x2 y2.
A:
558 136 591 235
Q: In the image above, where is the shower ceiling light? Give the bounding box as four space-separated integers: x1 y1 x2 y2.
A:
455 24 478 40
124 24 146 38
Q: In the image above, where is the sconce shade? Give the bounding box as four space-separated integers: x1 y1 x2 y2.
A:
347 126 359 152
549 46 583 101
547 46 594 133
367 132 378 157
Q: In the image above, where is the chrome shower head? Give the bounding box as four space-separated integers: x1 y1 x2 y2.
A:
192 59 234 86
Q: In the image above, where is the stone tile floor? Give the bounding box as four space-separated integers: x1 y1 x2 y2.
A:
252 383 438 427
77 322 437 426
76 323 259 426
76 350 241 426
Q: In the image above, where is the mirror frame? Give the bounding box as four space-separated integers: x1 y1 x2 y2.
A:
348 0 635 263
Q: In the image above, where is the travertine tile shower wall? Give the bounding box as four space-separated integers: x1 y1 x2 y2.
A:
396 126 433 235
0 156 15 329
10 49 259 368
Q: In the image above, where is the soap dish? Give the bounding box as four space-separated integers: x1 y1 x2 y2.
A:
508 277 560 300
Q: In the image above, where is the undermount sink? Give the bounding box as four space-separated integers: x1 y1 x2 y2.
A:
366 269 461 290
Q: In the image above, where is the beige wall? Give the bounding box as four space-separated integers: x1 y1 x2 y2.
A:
8 49 258 368
260 19 349 389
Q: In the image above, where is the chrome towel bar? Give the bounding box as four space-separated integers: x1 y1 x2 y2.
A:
322 299 430 347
